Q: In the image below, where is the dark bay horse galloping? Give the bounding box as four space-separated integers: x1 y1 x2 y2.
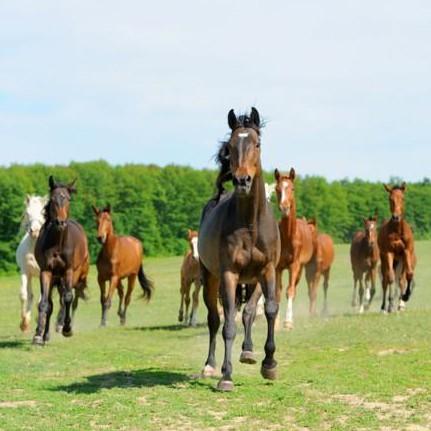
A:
350 215 379 313
93 205 153 326
378 183 416 312
33 176 89 345
199 107 280 391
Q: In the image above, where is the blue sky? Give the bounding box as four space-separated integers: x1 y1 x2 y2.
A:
0 1 430 181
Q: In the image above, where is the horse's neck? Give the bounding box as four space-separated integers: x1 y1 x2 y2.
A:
234 174 266 231
103 229 117 253
280 200 297 240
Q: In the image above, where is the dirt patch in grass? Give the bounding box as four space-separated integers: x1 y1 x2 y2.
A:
0 400 36 408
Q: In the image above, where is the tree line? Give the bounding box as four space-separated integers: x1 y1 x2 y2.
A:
0 161 430 274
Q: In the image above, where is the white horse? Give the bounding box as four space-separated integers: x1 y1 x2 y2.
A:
15 195 47 331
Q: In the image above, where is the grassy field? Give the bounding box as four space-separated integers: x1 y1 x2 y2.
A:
0 242 430 431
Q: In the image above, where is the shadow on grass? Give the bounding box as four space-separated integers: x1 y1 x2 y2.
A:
0 338 29 349
53 368 190 394
130 323 206 332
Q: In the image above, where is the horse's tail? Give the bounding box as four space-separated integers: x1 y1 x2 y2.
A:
138 264 154 301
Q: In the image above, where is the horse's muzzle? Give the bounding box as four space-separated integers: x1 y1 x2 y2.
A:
97 235 106 244
55 220 67 230
391 215 402 222
233 175 252 194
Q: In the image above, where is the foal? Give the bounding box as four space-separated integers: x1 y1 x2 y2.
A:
274 168 314 329
378 183 416 312
305 219 335 316
178 229 201 326
350 216 379 313
93 205 153 326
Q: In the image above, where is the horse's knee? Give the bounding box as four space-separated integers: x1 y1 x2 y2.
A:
38 300 49 314
63 290 73 303
222 320 236 340
265 299 278 318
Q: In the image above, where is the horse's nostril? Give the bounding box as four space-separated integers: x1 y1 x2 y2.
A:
246 176 251 183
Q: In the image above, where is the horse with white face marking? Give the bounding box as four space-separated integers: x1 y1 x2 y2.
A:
16 195 47 331
178 229 201 326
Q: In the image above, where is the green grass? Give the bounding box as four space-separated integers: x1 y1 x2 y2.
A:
1 242 431 430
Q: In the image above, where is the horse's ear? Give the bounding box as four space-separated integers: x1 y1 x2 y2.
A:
92 205 99 216
363 217 368 225
25 194 31 204
309 217 317 226
373 209 378 221
289 167 296 181
48 175 55 190
383 184 392 193
250 107 260 128
67 178 77 194
187 229 192 239
105 203 112 213
274 169 280 181
228 109 239 130
400 182 407 192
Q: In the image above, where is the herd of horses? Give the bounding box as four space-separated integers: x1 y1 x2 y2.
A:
15 107 416 391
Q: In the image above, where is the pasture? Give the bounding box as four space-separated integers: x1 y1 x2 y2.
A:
1 242 430 431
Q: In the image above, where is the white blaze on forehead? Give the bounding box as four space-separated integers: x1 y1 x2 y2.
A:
281 181 289 203
237 132 249 162
191 237 199 259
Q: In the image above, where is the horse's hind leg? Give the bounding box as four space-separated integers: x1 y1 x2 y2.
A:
56 282 65 333
351 276 358 307
121 275 136 326
98 275 107 327
117 281 125 323
19 273 30 332
189 279 201 327
358 276 365 314
366 267 377 310
322 269 330 316
285 261 301 329
178 277 186 323
240 283 261 364
201 267 220 379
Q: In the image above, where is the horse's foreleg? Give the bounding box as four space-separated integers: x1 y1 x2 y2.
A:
43 287 54 343
201 268 220 378
401 250 414 303
307 263 320 316
62 269 74 337
218 270 238 391
358 276 365 314
116 281 125 323
366 266 377 310
98 276 106 327
190 279 201 327
122 275 136 326
240 283 261 365
259 264 278 380
285 261 300 329
381 253 394 313
351 276 358 307
178 276 185 323
19 273 30 332
101 275 119 326
274 268 282 330
33 271 52 345
184 280 191 326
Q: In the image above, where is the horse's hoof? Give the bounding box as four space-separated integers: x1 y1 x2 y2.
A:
20 320 30 332
32 335 44 346
178 312 183 322
239 350 256 364
55 324 63 333
216 379 234 392
283 321 294 330
380 309 387 315
359 306 364 314
62 328 73 338
99 321 107 328
120 317 126 326
261 364 277 380
201 365 217 378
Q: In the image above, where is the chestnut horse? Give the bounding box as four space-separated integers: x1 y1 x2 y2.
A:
378 183 416 312
33 176 89 345
305 219 335 316
274 168 314 329
199 107 280 391
178 229 201 326
350 215 379 313
93 205 153 326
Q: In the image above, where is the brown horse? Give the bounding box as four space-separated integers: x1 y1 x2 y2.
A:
93 205 153 326
198 107 280 391
305 218 335 316
33 176 89 345
178 229 201 326
378 183 416 312
350 215 379 313
274 168 314 329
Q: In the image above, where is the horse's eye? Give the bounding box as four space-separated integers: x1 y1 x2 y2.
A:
256 142 261 148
